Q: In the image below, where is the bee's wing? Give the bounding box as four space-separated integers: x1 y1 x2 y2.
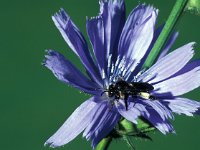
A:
131 82 154 91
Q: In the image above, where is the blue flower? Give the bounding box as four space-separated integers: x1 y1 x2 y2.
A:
43 0 200 149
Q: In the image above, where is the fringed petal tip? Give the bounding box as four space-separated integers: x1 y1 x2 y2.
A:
42 49 51 66
42 49 57 68
86 14 103 22
135 3 159 16
52 8 70 28
188 41 196 53
164 98 200 116
44 140 67 148
99 0 125 11
129 3 159 26
44 141 58 148
195 108 200 115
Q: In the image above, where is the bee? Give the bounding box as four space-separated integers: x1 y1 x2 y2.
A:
102 79 155 110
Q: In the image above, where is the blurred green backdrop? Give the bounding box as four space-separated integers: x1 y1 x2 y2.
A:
1 0 200 150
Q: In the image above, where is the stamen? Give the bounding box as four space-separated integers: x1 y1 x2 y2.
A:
107 54 112 80
101 69 106 79
111 63 115 74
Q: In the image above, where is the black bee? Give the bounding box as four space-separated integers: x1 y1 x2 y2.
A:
102 79 155 110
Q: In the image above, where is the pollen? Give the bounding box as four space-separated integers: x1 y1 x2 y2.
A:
139 92 151 100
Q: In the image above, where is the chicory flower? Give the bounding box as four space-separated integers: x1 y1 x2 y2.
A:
43 0 200 149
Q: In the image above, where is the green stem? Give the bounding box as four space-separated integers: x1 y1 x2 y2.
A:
95 136 112 150
143 0 189 69
120 119 135 131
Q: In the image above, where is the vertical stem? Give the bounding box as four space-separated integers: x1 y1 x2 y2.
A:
95 136 112 150
143 0 189 69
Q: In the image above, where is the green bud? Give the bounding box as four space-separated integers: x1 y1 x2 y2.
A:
186 0 200 15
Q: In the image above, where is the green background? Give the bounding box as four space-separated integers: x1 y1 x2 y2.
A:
1 0 200 150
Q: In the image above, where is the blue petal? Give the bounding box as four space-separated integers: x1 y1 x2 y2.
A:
153 64 200 96
139 101 175 134
83 100 120 148
138 42 195 84
118 4 158 74
43 50 101 95
127 26 178 81
126 25 164 79
99 0 126 63
52 8 102 86
86 17 105 74
117 99 148 124
87 0 125 79
145 25 179 63
161 97 200 116
173 59 200 76
44 97 101 148
142 100 174 120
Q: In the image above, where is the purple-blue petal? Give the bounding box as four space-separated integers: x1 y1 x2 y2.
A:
43 50 101 95
139 101 175 134
44 97 101 148
87 0 125 79
142 100 174 120
172 59 200 76
126 25 164 79
86 16 105 74
153 64 200 96
161 97 200 116
83 100 120 148
127 26 178 81
138 42 195 84
52 8 102 86
156 60 200 96
99 0 126 63
117 99 148 124
118 4 157 74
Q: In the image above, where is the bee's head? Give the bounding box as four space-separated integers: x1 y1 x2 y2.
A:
108 84 116 97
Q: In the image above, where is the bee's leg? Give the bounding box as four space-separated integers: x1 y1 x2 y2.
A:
108 99 114 110
115 94 120 102
130 94 137 108
107 95 120 111
149 95 156 100
124 94 129 111
131 91 137 98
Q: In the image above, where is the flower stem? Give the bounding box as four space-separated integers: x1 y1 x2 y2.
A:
95 136 112 150
143 0 189 69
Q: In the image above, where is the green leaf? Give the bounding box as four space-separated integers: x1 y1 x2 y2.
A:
117 118 155 136
122 135 136 150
